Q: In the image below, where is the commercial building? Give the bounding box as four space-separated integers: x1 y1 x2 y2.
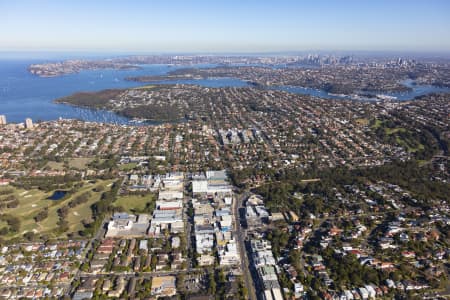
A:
25 118 33 129
151 276 177 297
192 170 232 195
105 213 150 238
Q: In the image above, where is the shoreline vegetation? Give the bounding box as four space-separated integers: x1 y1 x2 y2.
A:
54 86 188 122
54 82 450 124
28 62 140 77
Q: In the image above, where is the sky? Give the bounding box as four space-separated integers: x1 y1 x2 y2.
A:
1 0 450 53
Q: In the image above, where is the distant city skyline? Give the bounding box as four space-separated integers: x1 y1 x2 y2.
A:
2 0 450 53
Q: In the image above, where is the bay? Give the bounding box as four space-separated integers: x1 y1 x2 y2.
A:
0 59 231 124
1 58 449 125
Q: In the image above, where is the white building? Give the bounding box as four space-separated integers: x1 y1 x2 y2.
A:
219 239 240 265
25 118 33 129
358 287 369 300
105 213 150 238
158 190 183 201
195 233 214 253
171 236 181 249
156 200 183 210
192 179 208 194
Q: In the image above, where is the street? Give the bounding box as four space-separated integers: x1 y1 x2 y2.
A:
234 190 257 300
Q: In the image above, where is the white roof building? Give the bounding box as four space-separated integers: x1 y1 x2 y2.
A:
358 287 369 299
196 233 214 253
156 200 183 210
192 179 208 194
158 190 183 201
139 240 148 251
171 236 181 249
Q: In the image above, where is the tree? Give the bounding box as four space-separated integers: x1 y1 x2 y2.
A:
208 272 216 294
150 255 157 271
34 208 49 222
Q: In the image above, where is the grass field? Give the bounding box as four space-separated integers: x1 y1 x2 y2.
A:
113 193 155 213
371 120 424 153
355 118 369 126
68 157 93 169
395 136 424 153
385 127 406 135
46 161 64 170
371 119 382 129
46 157 94 171
0 179 114 240
119 162 138 171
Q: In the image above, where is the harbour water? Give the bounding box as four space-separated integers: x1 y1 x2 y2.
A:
0 59 226 124
1 58 449 124
274 80 450 101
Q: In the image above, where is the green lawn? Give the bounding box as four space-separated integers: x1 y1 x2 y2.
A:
0 187 53 238
1 187 50 217
0 179 114 240
46 157 94 171
371 119 382 129
68 157 93 169
46 161 65 171
114 193 155 213
119 162 138 171
0 220 9 230
395 136 424 153
385 127 406 135
371 120 424 153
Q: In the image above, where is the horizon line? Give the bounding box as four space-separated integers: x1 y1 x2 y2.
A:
1 49 450 58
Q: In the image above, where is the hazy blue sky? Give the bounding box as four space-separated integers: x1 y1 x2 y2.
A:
1 0 449 53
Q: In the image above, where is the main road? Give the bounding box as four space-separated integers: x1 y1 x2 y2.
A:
233 190 257 300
